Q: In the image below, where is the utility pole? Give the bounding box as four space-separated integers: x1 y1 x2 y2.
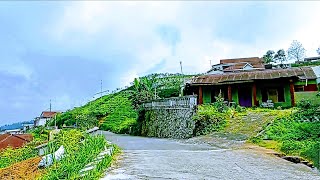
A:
49 99 52 112
180 61 183 74
210 60 212 67
100 80 103 103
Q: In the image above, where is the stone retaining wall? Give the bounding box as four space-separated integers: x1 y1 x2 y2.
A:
141 96 197 138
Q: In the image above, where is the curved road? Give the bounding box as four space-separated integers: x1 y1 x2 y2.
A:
100 131 319 180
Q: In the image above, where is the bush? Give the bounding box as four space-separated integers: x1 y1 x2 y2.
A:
0 144 38 169
41 130 109 180
260 108 320 168
297 99 312 109
193 105 227 136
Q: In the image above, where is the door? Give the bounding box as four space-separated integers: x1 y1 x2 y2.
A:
238 86 252 107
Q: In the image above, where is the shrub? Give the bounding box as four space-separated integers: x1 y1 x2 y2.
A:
297 99 312 109
193 105 227 136
41 131 109 180
260 107 320 168
0 144 38 169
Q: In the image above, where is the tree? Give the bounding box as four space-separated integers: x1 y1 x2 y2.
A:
287 40 306 62
317 47 320 55
262 50 275 64
274 49 287 64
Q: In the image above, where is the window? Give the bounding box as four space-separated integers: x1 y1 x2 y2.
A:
294 85 304 92
268 89 278 102
261 87 285 103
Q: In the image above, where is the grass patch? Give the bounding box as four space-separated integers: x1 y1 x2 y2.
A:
83 145 121 179
251 107 320 168
0 144 38 169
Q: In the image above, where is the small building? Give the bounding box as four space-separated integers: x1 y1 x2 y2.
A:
22 123 34 132
34 111 59 127
4 128 23 134
0 134 33 150
304 56 320 62
185 67 318 108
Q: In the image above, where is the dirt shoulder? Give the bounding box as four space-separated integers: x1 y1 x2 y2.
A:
0 156 43 180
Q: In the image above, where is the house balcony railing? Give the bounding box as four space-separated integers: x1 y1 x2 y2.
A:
142 95 197 109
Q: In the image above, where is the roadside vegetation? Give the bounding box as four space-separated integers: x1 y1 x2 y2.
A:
250 104 320 168
0 144 38 169
0 128 118 179
40 129 118 180
0 127 49 169
193 93 230 136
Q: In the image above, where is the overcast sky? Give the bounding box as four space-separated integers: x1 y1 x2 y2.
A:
1 1 320 126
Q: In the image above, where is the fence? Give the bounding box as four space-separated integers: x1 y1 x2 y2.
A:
142 95 197 109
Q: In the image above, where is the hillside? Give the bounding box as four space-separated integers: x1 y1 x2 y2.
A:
49 73 195 134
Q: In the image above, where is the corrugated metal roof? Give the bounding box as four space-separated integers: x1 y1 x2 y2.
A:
190 67 317 85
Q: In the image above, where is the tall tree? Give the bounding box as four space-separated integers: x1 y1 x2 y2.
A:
262 50 275 64
287 40 306 62
317 47 320 55
274 49 287 64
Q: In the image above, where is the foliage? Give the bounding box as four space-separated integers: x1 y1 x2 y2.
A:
297 99 312 109
193 104 228 136
291 60 320 67
287 40 306 62
274 49 287 64
83 145 121 179
50 91 138 134
262 50 275 64
40 130 110 180
295 91 320 107
256 107 320 168
0 127 51 169
0 144 38 169
128 73 193 109
28 126 50 142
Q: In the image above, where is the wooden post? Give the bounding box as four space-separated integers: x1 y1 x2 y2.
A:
199 86 203 104
228 85 232 102
252 83 258 106
289 79 295 106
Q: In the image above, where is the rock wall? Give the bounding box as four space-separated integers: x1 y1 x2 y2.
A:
141 108 196 139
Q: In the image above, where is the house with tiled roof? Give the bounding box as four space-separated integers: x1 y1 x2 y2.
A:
34 111 60 127
185 57 320 107
207 57 265 74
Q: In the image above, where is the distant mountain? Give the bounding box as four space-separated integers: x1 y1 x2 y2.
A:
0 120 34 131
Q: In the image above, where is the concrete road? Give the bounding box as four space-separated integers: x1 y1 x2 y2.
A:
100 131 320 180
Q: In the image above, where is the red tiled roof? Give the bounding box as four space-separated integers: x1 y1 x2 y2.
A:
220 57 265 71
220 57 262 64
41 111 58 118
190 67 316 85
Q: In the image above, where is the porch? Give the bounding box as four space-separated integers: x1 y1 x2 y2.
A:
186 78 295 108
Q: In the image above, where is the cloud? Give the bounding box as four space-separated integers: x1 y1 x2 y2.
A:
50 1 320 77
1 1 320 125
